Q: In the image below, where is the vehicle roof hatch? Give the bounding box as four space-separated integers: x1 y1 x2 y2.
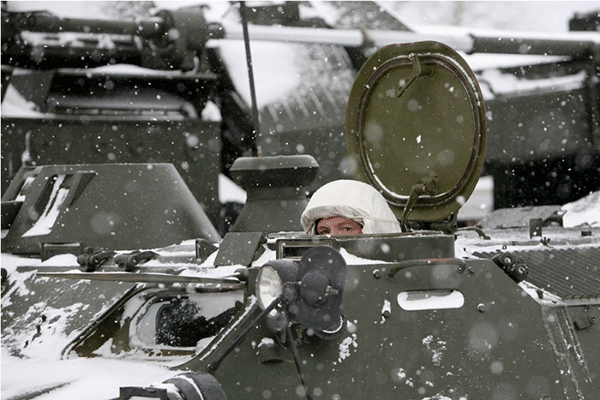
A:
345 41 487 223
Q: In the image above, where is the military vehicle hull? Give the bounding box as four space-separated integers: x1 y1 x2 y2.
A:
3 222 599 399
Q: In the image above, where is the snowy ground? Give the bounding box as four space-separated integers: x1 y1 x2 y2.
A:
1 351 175 400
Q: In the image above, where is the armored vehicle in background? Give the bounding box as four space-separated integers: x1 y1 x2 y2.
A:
2 2 600 394
2 1 599 229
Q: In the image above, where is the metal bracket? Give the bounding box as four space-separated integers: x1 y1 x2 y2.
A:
115 250 158 271
396 53 434 98
400 173 438 232
214 232 266 267
76 247 115 272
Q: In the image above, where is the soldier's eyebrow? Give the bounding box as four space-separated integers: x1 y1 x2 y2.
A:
338 220 361 228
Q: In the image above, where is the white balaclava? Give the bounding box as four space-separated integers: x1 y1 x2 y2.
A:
301 180 402 235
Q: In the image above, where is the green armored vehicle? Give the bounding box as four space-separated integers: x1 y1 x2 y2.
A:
3 12 600 396
2 1 599 226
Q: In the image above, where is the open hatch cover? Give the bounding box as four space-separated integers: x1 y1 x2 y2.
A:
345 41 487 222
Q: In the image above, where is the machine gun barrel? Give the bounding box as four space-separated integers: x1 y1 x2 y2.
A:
4 11 167 37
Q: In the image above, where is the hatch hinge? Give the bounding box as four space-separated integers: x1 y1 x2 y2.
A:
400 173 438 232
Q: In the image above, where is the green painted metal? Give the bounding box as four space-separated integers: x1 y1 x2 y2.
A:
1 118 223 225
345 41 487 222
1 265 136 358
1 5 599 399
229 155 319 233
214 232 266 267
177 245 600 399
1 163 219 255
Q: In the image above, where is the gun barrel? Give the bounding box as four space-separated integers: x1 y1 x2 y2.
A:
220 21 600 57
469 32 600 56
5 11 167 37
3 8 599 72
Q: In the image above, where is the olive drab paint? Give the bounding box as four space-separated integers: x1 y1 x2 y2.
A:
1 3 599 400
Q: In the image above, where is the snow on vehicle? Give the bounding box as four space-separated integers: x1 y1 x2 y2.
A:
2 2 600 399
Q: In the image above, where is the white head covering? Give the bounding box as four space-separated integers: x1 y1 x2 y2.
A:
301 180 402 235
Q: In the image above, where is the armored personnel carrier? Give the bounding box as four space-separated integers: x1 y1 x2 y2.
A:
2 1 599 227
2 10 599 396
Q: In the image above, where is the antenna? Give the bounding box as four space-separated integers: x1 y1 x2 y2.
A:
239 1 262 156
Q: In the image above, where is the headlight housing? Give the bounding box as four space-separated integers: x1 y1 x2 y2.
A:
256 265 285 318
256 259 300 318
255 247 347 338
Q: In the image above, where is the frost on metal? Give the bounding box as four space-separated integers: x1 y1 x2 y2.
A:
22 175 69 237
422 335 447 367
380 299 392 324
2 301 90 360
337 333 357 363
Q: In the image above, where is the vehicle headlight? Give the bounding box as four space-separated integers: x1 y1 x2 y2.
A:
256 266 284 318
256 259 300 318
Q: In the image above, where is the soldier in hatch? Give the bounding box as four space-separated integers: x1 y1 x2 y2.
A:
301 180 402 236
